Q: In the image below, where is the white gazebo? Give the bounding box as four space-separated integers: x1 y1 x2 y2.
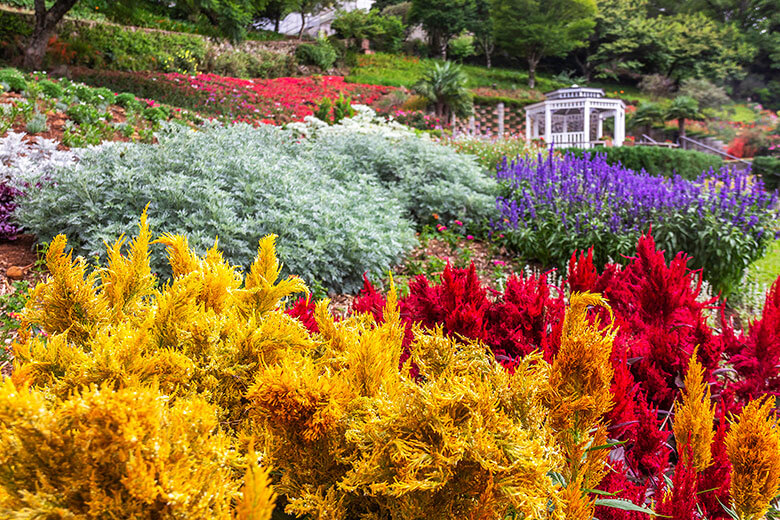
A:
524 85 626 148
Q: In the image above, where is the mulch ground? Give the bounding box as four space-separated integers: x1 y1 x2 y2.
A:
0 234 41 288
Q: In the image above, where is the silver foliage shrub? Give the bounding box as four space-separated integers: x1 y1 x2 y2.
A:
0 132 77 181
15 124 416 292
15 122 497 292
308 132 497 225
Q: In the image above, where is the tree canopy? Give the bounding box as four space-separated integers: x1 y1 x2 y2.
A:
491 0 597 88
409 0 478 58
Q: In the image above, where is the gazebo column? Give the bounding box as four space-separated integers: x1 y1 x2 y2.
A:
597 113 603 140
583 100 591 148
525 111 531 141
614 108 625 147
544 107 552 145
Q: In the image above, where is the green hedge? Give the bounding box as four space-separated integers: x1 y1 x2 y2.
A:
0 9 290 77
563 146 724 179
752 156 780 191
471 95 537 108
57 21 207 72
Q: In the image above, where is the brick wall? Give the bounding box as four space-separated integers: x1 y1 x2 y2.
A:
455 103 525 136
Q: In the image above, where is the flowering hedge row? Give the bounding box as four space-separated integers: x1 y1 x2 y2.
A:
289 232 780 520
70 69 395 124
494 150 778 293
563 146 724 180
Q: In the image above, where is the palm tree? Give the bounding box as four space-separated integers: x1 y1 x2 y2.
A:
664 95 701 139
413 62 474 124
629 102 664 138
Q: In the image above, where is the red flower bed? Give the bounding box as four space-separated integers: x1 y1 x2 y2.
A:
70 69 396 124
168 73 395 123
287 233 780 518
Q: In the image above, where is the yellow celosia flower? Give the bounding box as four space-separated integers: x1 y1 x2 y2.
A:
100 207 155 317
10 214 568 520
543 292 615 494
235 451 276 520
21 233 110 345
559 475 595 520
673 348 715 471
726 398 780 520
545 292 615 434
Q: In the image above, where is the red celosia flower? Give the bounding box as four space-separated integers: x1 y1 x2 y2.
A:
655 446 700 520
402 263 491 342
352 274 387 324
626 396 671 479
485 272 564 362
595 461 648 520
286 297 319 333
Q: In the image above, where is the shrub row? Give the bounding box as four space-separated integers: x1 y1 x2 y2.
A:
495 150 778 293
563 145 724 179
14 123 495 292
0 9 293 78
752 155 780 191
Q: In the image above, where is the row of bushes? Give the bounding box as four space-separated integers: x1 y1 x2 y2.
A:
0 9 295 78
13 122 495 292
495 150 778 293
563 145 724 179
752 155 780 191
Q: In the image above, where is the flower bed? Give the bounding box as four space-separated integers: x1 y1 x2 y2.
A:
70 69 396 124
288 232 780 519
7 220 779 519
494 149 779 293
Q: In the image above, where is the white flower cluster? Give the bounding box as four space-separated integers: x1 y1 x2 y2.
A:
286 105 419 140
0 132 77 187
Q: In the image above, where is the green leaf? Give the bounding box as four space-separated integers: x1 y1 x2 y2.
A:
594 498 666 517
583 488 618 496
587 439 627 452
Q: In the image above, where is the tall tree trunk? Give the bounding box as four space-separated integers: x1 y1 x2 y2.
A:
679 118 686 138
274 16 280 33
485 50 491 68
528 56 539 89
430 31 445 59
23 0 78 70
435 101 444 119
298 12 306 39
573 53 591 82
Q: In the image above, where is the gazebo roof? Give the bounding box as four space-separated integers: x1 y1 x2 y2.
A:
524 85 625 114
545 85 605 100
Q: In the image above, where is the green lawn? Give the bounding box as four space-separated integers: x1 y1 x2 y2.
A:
712 103 759 123
588 80 655 104
347 54 666 105
749 239 780 289
346 53 564 94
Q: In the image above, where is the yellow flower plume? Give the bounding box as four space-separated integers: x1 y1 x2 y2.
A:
726 398 780 520
673 348 715 471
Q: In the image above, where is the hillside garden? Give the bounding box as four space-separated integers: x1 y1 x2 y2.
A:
0 0 779 518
